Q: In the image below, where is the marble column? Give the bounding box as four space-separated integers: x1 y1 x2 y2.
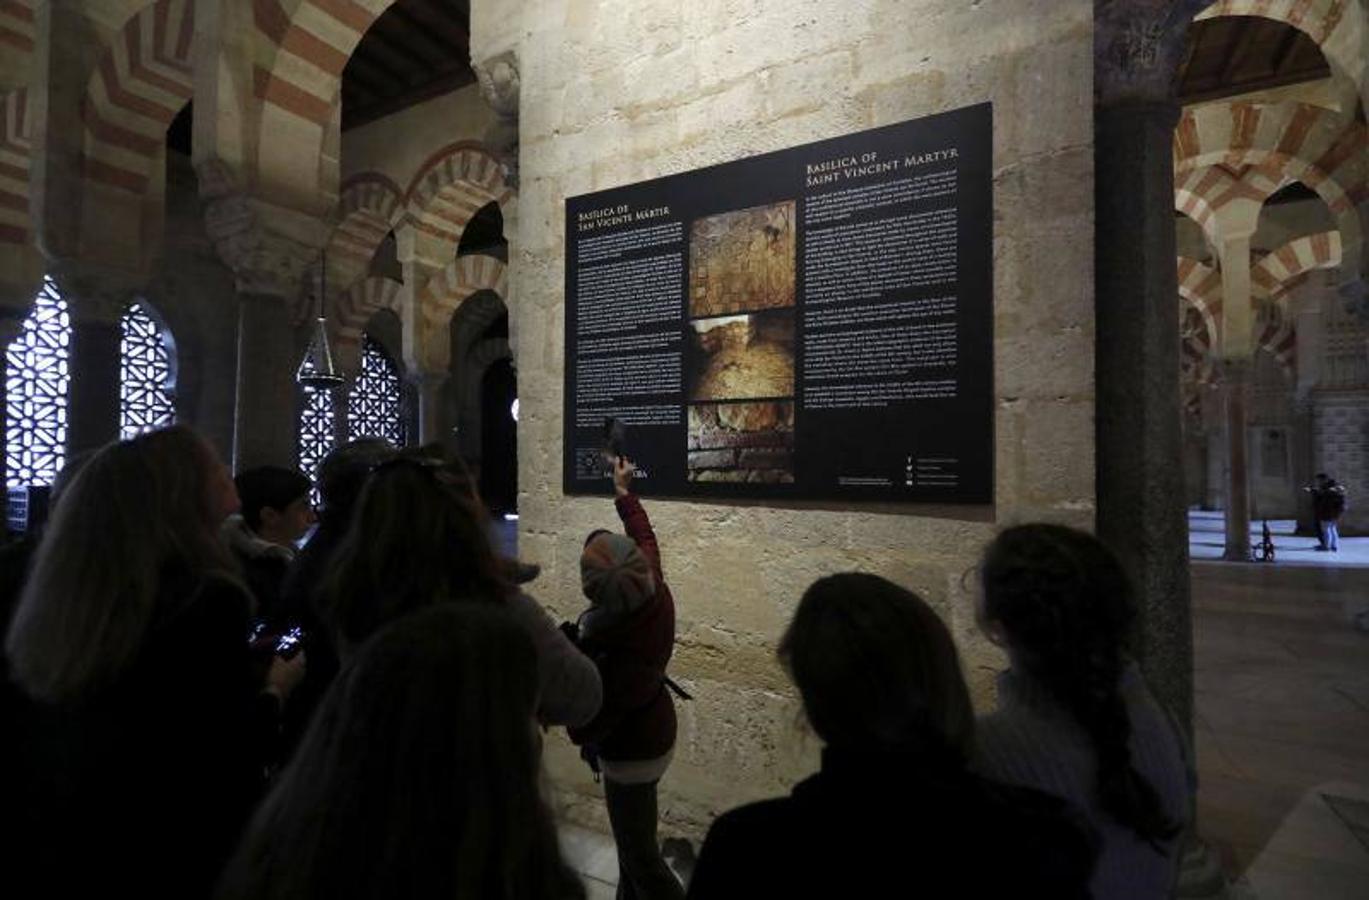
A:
66 298 127 455
234 292 298 471
413 371 449 447
1221 360 1253 561
1094 99 1193 730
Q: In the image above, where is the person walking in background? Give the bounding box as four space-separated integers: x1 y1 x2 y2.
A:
974 524 1191 900
223 465 316 624
1307 473 1348 552
4 426 305 899
567 457 683 900
687 572 1096 898
216 604 585 900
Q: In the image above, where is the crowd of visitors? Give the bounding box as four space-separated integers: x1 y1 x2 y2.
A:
0 424 1192 899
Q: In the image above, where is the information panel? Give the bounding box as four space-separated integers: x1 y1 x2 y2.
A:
564 103 993 503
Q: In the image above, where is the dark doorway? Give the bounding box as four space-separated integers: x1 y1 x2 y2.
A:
480 357 517 514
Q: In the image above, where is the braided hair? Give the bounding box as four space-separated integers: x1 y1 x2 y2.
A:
980 524 1179 848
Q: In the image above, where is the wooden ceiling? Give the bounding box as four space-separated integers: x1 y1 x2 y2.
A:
1177 15 1332 105
341 0 475 131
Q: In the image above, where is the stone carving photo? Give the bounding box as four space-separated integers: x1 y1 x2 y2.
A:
688 201 797 318
687 401 795 484
685 310 795 403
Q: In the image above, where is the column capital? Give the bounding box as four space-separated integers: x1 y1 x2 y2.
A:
474 50 520 190
1094 1 1208 109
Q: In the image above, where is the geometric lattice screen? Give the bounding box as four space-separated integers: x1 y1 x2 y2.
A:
347 334 405 446
5 277 71 489
119 303 176 440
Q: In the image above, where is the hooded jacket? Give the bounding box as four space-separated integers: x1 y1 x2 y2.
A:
567 493 677 762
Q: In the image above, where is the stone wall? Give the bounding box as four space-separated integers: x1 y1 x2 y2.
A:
1314 391 1369 534
474 0 1096 839
340 86 496 186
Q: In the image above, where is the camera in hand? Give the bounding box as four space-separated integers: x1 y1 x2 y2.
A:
249 621 305 660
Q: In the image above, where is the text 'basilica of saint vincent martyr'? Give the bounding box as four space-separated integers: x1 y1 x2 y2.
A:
0 1 1367 898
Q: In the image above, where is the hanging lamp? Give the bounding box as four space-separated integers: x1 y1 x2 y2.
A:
296 250 346 388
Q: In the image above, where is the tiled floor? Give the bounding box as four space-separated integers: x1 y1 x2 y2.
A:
1189 510 1369 568
1193 562 1369 898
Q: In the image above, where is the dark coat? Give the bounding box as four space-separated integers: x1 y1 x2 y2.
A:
687 748 1098 899
567 493 677 762
1314 484 1348 521
276 519 344 758
8 569 273 899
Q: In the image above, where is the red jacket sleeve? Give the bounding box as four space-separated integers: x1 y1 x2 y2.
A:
615 493 662 579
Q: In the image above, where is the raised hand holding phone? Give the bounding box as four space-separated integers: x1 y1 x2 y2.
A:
613 456 635 497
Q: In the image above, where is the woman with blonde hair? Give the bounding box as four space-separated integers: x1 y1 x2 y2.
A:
5 425 303 898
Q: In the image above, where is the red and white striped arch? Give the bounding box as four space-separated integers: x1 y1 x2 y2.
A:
1174 165 1280 247
1175 102 1366 271
1252 231 1343 304
1196 1 1364 107
81 0 194 195
333 275 402 375
321 172 405 303
253 0 392 128
0 0 35 60
0 86 31 246
403 142 512 253
419 254 507 334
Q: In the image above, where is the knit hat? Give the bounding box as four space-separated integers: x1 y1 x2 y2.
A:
580 533 656 614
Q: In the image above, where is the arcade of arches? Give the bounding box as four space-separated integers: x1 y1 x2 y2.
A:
0 0 1366 894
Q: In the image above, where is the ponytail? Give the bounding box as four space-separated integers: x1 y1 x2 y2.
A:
981 525 1179 847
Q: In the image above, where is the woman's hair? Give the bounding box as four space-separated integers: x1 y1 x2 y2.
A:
319 453 509 651
779 573 974 762
5 425 237 702
216 603 584 900
979 523 1179 846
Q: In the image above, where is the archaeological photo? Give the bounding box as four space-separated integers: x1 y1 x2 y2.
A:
687 400 795 484
685 310 795 403
688 201 797 318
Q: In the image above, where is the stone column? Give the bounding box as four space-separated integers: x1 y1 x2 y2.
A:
234 292 298 471
67 305 125 454
1094 99 1193 728
1220 360 1253 561
412 371 449 446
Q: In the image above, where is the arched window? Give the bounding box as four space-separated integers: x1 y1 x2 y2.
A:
297 358 337 497
5 277 71 489
119 303 176 439
347 334 404 446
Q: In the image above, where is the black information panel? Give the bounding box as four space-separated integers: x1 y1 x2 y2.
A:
563 103 993 504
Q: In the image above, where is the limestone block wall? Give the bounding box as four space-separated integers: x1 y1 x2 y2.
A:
476 0 1096 839
1314 392 1369 533
340 86 497 187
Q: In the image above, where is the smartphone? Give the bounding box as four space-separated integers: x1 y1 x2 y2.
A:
274 626 305 660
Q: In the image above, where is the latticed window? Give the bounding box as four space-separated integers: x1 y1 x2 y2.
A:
5 277 71 489
119 303 175 439
297 356 338 499
347 335 405 446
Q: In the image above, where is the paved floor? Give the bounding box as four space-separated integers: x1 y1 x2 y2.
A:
1190 509 1369 567
1193 562 1369 899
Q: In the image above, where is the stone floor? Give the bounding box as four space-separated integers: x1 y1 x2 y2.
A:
1189 510 1369 568
1192 562 1369 898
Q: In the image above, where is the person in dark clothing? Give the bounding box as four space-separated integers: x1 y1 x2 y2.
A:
318 452 601 727
687 573 1097 899
567 457 682 900
3 426 305 899
223 465 315 624
216 603 585 900
276 438 396 757
1307 473 1349 552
